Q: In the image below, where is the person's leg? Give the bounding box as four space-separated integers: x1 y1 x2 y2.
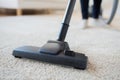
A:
93 0 102 19
80 0 89 19
80 0 89 28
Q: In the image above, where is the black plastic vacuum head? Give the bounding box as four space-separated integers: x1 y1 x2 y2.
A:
13 40 88 70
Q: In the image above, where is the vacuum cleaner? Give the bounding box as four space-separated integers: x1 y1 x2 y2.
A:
13 0 88 70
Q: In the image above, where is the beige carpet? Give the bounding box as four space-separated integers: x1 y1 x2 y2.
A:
0 14 120 80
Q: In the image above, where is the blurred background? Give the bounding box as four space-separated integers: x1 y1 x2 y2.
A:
0 0 119 28
0 0 119 15
0 0 69 15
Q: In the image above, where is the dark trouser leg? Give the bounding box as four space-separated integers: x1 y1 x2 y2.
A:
80 0 89 19
93 0 102 19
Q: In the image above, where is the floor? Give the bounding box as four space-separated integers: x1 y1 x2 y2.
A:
0 14 120 80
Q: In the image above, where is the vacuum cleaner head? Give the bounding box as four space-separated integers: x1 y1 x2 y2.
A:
13 40 88 70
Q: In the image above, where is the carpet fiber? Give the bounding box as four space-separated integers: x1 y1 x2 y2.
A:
0 15 120 80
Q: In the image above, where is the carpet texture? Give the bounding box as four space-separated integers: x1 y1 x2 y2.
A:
0 15 120 80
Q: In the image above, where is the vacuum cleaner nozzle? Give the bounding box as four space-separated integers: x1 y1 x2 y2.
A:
13 40 88 70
